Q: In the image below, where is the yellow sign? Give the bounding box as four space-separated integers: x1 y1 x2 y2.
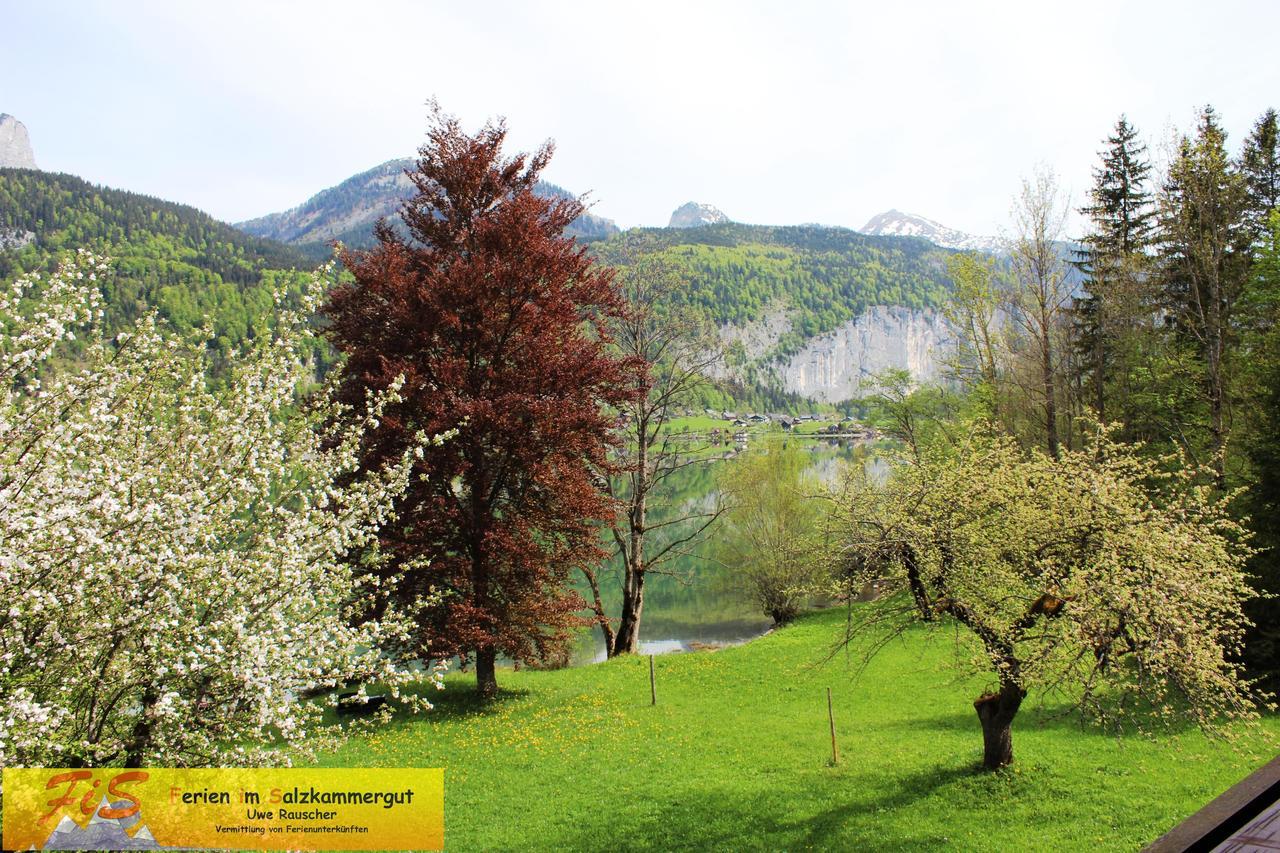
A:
2 767 443 851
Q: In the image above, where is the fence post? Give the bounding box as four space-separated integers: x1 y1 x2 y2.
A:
827 687 839 765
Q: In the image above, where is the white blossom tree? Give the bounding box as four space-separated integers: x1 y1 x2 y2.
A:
0 252 448 769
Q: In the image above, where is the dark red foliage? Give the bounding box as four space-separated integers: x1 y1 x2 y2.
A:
323 107 630 693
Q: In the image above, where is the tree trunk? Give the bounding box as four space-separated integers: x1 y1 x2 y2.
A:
579 565 616 653
612 566 645 656
124 686 158 768
973 684 1023 770
612 440 648 657
475 647 498 699
1207 339 1227 489
1094 326 1106 423
1042 332 1059 459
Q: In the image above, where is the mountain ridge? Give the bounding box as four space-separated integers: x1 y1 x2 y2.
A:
237 158 620 256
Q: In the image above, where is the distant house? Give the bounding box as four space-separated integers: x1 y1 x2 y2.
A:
732 418 748 427
779 416 797 430
748 413 769 423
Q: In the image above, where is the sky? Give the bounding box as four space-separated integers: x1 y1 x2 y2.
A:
3 0 1278 236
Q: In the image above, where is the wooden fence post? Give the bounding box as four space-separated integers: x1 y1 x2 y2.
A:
827 687 839 765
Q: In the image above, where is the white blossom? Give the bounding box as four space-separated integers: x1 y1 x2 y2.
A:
0 254 448 769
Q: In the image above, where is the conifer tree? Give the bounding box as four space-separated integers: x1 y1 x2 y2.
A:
1242 210 1280 683
1158 106 1252 486
1241 108 1280 242
1073 116 1154 424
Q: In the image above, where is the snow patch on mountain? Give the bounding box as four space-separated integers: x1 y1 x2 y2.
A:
859 209 1001 253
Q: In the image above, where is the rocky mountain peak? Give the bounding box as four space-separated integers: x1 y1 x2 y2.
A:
859 209 999 253
668 202 730 229
0 114 37 169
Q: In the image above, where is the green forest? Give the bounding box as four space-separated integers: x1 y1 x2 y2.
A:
0 168 321 362
591 223 957 357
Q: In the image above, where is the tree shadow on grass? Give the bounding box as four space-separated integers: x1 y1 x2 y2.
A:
529 762 981 853
318 681 534 734
881 700 1213 741
390 683 533 724
778 762 980 851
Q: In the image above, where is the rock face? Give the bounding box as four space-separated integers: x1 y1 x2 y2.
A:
668 202 730 229
0 114 37 169
860 209 999 253
719 305 952 402
777 306 951 401
0 228 35 251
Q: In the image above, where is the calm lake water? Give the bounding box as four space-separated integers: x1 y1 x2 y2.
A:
569 436 875 664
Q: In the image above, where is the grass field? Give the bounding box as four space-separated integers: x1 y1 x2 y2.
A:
319 608 1277 851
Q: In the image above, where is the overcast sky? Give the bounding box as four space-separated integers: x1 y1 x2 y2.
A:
4 0 1278 235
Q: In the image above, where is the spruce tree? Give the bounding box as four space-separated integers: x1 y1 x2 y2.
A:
1073 116 1154 423
1241 108 1279 242
1157 106 1252 486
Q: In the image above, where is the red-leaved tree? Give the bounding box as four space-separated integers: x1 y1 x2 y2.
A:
323 106 631 697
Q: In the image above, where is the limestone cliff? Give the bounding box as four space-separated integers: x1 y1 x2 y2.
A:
720 305 952 403
776 306 951 401
0 114 37 169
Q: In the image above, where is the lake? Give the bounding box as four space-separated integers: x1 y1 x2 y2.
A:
569 436 875 664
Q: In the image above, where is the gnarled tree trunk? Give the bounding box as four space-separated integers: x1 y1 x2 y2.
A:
973 682 1024 770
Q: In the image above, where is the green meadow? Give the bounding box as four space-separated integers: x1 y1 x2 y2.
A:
320 608 1276 851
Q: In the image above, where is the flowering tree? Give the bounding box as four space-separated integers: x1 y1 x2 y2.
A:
0 252 446 769
835 424 1266 770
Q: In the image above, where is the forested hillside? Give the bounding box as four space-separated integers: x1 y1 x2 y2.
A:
0 168 315 359
591 223 956 358
0 168 965 400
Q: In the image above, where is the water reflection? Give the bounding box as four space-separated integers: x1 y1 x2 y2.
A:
572 436 883 664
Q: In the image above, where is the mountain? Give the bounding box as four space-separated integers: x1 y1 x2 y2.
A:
0 159 967 404
237 158 620 257
668 202 730 229
0 168 314 362
0 114 36 169
591 223 957 402
859 209 1001 253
